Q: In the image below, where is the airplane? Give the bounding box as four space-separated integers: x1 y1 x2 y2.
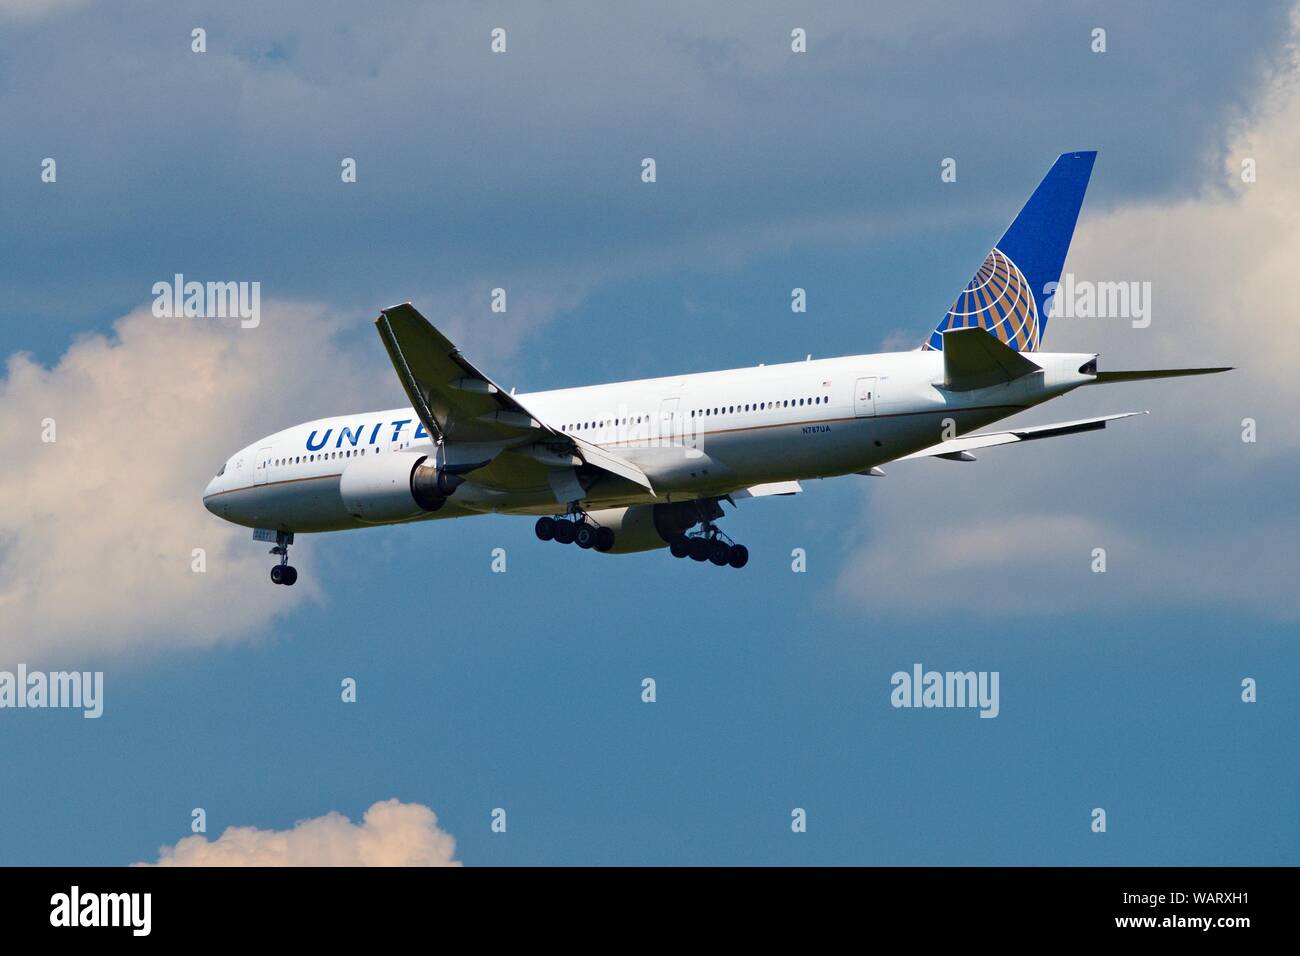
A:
202 150 1229 585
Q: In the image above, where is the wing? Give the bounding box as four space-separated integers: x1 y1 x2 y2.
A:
376 302 547 444
892 411 1145 463
374 303 652 497
732 481 802 499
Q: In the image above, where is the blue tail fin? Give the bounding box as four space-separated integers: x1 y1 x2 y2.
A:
923 150 1096 352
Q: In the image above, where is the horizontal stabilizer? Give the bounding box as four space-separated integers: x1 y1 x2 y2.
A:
895 411 1145 462
1087 367 1232 384
942 327 1042 391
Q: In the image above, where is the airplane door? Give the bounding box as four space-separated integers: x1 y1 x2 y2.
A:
659 398 680 443
253 445 273 484
853 377 878 417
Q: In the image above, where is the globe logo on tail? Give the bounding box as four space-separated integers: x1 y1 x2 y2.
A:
923 248 1041 352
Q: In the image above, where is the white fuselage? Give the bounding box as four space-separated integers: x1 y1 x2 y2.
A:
203 348 1095 533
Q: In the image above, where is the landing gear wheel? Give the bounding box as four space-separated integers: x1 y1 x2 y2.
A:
535 516 556 541
268 530 295 585
282 565 298 586
688 537 711 562
669 536 691 559
554 521 576 545
708 539 731 566
594 527 615 552
574 523 597 549
727 545 749 569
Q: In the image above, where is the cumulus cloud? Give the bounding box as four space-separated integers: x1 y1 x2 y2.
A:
3 2 1290 324
0 301 393 668
142 799 460 867
836 21 1300 619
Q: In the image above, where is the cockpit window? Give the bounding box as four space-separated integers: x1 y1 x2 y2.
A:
216 463 226 477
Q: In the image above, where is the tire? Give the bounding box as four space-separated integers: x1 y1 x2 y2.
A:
669 536 691 559
708 540 731 566
535 516 556 541
554 521 576 545
727 545 749 569
270 565 284 585
594 527 615 552
574 523 597 549
688 537 710 562
282 566 298 586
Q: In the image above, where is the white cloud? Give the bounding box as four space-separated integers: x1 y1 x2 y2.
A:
141 799 460 867
836 22 1300 620
0 301 392 669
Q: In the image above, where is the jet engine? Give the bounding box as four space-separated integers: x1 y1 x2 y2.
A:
339 451 468 523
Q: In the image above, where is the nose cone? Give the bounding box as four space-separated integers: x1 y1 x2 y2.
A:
203 477 220 515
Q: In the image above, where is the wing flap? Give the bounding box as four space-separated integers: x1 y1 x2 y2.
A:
570 436 654 492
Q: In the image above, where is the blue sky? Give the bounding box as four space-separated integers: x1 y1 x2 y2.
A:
1 1 1296 865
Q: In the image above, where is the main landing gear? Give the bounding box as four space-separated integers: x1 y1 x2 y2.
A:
668 521 748 569
269 531 298 586
535 512 615 552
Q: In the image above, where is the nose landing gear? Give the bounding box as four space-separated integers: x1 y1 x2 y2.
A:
269 531 298 586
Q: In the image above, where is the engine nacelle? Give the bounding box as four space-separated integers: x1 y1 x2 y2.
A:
584 500 720 553
339 452 464 523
